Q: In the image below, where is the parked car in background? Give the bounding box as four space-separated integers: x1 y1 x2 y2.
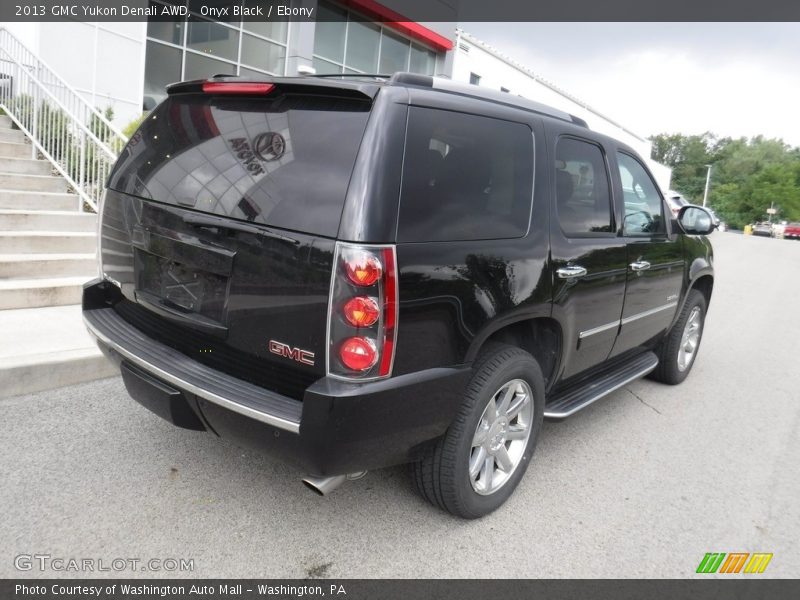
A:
784 222 800 239
751 222 773 237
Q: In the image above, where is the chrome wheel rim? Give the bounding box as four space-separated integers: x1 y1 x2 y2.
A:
677 307 702 372
469 379 534 496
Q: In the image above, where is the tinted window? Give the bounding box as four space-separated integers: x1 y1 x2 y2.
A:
555 138 613 235
617 152 666 235
108 94 370 238
398 107 534 243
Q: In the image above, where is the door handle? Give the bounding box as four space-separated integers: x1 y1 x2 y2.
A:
557 265 588 279
630 260 651 272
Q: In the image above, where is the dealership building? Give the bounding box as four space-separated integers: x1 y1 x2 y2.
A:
2 0 670 186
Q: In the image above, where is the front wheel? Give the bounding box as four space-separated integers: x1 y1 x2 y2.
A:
649 289 707 385
411 343 545 519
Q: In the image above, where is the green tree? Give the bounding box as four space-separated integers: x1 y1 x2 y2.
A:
649 132 800 229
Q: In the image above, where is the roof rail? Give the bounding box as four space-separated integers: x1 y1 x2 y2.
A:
389 72 578 125
310 73 392 81
390 73 433 87
570 115 589 128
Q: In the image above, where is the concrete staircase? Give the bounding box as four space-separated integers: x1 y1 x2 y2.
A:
0 115 116 398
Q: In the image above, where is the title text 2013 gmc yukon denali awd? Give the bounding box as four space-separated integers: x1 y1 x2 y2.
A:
83 73 715 518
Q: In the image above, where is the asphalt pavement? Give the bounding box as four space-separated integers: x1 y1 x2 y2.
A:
1 231 798 578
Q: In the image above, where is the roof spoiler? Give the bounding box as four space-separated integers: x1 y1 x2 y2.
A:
166 75 379 100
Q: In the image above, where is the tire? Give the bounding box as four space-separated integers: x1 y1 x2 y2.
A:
649 289 707 385
411 343 545 519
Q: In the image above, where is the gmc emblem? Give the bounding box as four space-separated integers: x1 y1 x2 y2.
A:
269 340 315 366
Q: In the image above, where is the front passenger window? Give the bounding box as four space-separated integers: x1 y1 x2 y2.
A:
618 153 665 235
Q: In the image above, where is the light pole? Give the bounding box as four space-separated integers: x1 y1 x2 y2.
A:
702 164 712 208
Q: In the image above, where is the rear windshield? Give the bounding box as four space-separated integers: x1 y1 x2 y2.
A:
107 92 371 237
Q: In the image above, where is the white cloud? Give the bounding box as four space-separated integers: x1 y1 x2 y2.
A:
467 24 800 147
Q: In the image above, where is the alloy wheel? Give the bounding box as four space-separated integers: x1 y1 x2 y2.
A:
469 378 534 495
677 306 702 372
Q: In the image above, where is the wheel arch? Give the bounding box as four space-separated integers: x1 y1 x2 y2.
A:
466 317 562 391
690 273 714 308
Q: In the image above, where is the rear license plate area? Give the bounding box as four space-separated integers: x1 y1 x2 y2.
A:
135 249 228 323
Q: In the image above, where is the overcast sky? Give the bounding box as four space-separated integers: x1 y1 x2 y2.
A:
466 23 800 147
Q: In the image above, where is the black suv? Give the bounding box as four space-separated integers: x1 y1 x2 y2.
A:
83 73 715 518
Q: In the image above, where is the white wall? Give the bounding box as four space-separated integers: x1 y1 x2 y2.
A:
2 22 40 53
3 21 147 129
38 22 147 128
452 31 672 190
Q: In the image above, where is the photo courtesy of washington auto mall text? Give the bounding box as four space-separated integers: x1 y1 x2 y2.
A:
14 583 348 598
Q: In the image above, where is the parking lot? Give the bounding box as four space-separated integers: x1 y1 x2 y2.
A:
1 231 798 578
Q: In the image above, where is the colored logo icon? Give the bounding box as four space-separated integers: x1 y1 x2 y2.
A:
696 552 773 574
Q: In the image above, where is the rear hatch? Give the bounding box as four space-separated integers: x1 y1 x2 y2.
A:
100 79 375 399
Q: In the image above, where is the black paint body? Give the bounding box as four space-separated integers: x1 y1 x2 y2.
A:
83 76 714 476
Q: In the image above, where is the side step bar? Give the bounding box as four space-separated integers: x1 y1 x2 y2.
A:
544 351 659 419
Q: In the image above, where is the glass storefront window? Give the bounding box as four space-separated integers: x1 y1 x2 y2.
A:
379 31 410 74
184 51 235 81
410 45 436 75
146 3 183 45
144 0 289 106
239 66 269 79
312 1 439 76
313 3 347 64
144 40 182 101
313 57 342 75
187 18 239 62
241 34 285 74
244 20 288 44
243 0 288 42
345 21 380 73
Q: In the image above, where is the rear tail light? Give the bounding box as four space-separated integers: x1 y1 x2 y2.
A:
202 82 275 95
343 249 382 286
327 243 398 381
339 337 378 371
342 296 380 327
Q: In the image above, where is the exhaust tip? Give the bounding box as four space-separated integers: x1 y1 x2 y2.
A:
301 472 366 496
302 479 326 496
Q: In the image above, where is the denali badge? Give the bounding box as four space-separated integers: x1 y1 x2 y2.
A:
269 340 315 366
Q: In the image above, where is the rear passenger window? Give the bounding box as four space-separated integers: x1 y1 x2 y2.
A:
617 152 666 235
397 107 533 243
555 138 614 236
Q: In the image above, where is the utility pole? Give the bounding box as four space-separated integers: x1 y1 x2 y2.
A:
702 164 712 207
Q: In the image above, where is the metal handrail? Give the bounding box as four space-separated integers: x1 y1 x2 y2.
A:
0 27 128 211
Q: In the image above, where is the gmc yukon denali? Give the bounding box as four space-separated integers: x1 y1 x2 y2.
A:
83 73 715 518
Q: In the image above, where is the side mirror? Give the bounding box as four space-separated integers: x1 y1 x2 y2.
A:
677 205 715 235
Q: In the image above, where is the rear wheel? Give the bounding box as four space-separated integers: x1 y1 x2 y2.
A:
650 289 707 385
411 343 544 519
